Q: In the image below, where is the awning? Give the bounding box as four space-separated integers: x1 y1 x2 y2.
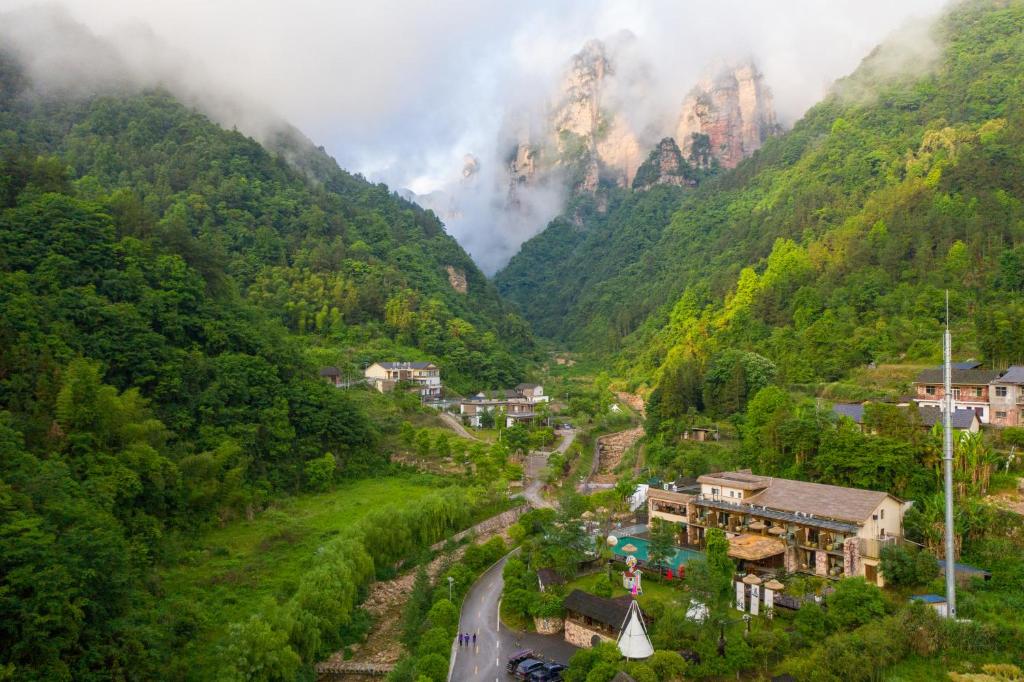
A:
727 534 786 561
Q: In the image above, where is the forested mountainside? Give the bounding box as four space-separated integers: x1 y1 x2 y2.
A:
499 0 1024 394
0 49 531 679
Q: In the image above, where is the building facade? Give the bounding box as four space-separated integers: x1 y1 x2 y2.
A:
648 470 904 587
459 384 548 428
912 368 1001 424
562 590 635 649
988 366 1024 427
364 362 442 399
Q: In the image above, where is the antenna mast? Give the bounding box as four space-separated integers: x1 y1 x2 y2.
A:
942 291 957 617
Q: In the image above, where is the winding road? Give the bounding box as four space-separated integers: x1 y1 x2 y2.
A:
523 428 575 509
440 412 482 441
448 552 577 682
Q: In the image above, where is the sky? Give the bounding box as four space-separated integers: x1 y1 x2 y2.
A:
0 0 949 271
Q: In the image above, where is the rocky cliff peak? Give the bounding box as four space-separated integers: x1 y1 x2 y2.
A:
675 59 780 169
631 137 696 191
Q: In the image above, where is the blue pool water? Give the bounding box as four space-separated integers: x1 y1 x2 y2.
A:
611 535 703 571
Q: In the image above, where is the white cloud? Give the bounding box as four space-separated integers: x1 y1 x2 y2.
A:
0 0 948 271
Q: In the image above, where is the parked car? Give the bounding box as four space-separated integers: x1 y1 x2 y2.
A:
528 662 568 681
505 650 535 674
513 658 547 680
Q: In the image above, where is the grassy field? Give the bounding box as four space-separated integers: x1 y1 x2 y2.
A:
564 569 690 612
155 476 448 669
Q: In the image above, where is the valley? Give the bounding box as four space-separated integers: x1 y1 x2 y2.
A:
2 2 1024 682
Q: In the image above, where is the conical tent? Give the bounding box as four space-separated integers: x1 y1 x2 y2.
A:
616 599 654 660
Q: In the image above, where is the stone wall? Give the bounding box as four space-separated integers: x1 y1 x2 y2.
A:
534 616 564 635
815 549 829 577
429 505 529 551
843 537 859 578
564 619 613 649
784 546 799 573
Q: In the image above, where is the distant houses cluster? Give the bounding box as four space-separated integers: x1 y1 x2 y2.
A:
833 361 1024 431
317 361 548 421
318 361 442 401
459 384 549 428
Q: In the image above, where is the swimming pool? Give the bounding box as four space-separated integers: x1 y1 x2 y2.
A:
611 535 703 571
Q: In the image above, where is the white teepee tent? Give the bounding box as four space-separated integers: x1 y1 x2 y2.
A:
616 599 654 660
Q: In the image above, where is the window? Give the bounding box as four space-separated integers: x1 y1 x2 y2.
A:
926 385 937 395
880 509 885 520
711 487 720 497
952 388 961 399
974 387 983 398
996 411 1007 420
996 386 1008 398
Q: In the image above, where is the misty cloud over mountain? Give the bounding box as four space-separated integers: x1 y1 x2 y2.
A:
0 0 947 271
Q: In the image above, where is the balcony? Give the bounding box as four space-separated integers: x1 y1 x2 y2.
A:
859 536 900 559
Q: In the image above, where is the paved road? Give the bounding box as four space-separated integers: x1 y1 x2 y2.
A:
449 552 577 682
440 412 482 441
523 429 575 509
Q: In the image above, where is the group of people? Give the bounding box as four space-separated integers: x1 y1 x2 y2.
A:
457 632 476 647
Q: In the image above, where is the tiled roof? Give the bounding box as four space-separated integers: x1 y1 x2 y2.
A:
563 590 633 628
743 477 891 524
917 406 978 429
995 365 1024 384
537 568 565 588
832 403 865 424
914 368 1000 385
377 361 436 369
697 470 772 491
648 488 692 503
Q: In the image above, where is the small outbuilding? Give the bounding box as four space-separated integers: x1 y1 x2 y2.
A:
910 594 948 617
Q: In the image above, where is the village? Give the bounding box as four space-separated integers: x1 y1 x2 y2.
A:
308 355 1017 682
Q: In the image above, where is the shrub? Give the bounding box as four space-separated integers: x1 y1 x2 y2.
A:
426 599 458 635
414 653 449 682
304 452 335 491
222 615 302 682
826 577 886 630
881 544 939 586
416 627 451 658
646 650 688 681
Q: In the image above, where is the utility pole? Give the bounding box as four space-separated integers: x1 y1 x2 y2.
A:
942 291 957 618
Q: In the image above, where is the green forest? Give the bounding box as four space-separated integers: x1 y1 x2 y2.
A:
5 0 1024 680
0 46 535 679
498 0 1024 391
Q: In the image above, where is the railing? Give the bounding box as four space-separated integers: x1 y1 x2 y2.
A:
858 536 899 559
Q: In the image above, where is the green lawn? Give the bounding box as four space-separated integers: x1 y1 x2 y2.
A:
155 476 446 668
564 569 690 611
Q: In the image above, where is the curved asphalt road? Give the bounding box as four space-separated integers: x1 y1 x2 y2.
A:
523 429 575 509
449 552 578 681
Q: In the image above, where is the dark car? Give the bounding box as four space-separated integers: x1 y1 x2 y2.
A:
505 650 535 674
513 658 547 679
528 663 568 681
